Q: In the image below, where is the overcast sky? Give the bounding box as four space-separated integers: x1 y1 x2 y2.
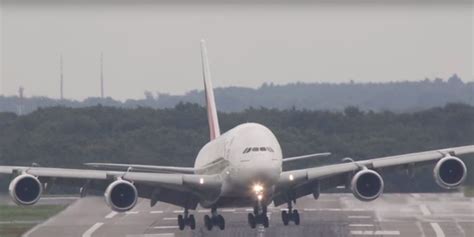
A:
0 1 472 100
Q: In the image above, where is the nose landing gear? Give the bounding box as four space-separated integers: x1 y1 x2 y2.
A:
248 205 269 228
204 207 225 230
281 200 300 226
177 208 196 230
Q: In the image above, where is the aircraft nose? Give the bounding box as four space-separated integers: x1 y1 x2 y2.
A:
237 157 281 186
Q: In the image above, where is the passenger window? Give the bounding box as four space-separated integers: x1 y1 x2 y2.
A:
252 147 259 152
260 147 266 151
267 147 274 152
243 148 249 154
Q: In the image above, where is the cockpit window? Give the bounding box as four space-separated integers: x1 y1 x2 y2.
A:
243 147 275 154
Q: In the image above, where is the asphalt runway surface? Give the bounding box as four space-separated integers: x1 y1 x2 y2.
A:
23 193 474 237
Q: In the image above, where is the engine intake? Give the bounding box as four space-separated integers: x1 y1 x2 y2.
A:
351 169 384 201
434 156 467 189
9 174 43 206
104 179 138 212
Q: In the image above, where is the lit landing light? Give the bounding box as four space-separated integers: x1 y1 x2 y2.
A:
253 184 264 194
289 174 294 181
199 178 204 185
257 194 263 201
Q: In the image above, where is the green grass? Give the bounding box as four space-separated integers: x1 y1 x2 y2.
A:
0 205 65 237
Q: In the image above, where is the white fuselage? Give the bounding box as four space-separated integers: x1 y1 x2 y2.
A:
194 123 283 208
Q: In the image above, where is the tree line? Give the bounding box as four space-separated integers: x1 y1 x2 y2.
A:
2 75 473 114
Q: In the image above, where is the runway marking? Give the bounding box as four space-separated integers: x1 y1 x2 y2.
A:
349 224 374 227
350 230 400 235
153 226 179 229
222 209 236 213
304 208 366 212
82 222 104 237
173 210 184 214
245 208 254 212
105 211 117 219
163 217 177 220
430 223 446 237
420 205 431 216
126 211 139 215
348 216 372 219
150 211 164 214
336 185 346 189
198 210 208 213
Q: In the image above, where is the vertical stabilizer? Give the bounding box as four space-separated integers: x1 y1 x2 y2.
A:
200 40 221 140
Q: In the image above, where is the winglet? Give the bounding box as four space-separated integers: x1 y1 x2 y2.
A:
200 40 220 140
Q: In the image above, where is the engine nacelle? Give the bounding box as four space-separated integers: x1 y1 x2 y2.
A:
433 156 467 189
9 174 43 206
104 179 138 212
351 169 384 201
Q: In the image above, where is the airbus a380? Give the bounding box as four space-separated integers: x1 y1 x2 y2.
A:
1 41 473 231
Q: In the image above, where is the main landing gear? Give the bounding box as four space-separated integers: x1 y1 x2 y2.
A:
204 207 225 230
177 208 196 230
248 205 269 229
281 200 300 226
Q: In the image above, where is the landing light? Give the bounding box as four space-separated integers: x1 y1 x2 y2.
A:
289 174 294 181
257 194 263 201
199 178 204 185
253 184 264 194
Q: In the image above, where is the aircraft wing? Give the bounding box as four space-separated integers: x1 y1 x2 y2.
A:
274 145 474 206
84 163 197 174
0 166 221 209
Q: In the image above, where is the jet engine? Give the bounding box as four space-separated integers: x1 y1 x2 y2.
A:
433 156 467 189
351 169 384 201
104 179 138 212
9 174 43 206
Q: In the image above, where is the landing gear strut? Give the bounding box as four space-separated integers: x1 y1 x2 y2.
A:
248 204 269 229
204 207 225 230
281 200 299 226
177 208 195 230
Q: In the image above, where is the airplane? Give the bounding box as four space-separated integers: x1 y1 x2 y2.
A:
1 40 474 231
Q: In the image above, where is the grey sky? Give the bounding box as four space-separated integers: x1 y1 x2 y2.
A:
1 1 473 100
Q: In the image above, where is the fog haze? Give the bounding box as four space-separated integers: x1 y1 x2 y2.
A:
0 1 472 100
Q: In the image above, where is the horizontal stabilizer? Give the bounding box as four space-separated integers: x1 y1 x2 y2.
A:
85 163 196 174
283 152 331 163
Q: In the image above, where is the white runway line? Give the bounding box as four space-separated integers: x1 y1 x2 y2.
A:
420 205 431 216
348 216 371 219
153 226 179 229
163 217 177 220
150 211 164 214
350 230 400 235
349 224 374 227
412 193 422 198
173 210 184 214
221 209 236 213
105 211 117 219
126 211 139 215
430 223 446 237
82 222 104 237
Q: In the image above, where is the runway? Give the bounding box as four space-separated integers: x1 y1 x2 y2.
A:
23 193 474 237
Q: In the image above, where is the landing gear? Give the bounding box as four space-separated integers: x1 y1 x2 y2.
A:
177 208 195 230
281 201 300 226
248 204 269 228
204 207 225 230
